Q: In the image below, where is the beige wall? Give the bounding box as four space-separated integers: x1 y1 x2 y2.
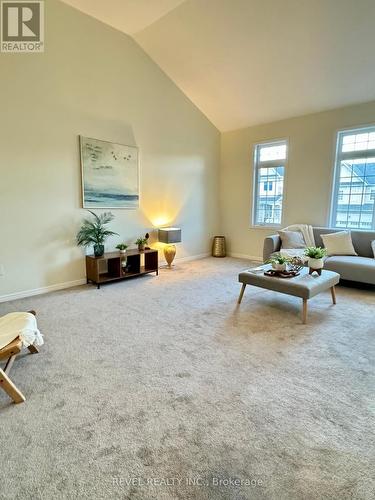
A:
0 0 220 299
220 101 375 259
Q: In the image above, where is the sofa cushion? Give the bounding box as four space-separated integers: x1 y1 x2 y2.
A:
324 256 375 284
278 230 306 249
372 240 375 258
321 231 357 256
314 227 375 258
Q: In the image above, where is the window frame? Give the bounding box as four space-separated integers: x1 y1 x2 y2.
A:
251 138 288 228
330 125 375 230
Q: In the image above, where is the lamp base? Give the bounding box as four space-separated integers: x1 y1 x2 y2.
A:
164 244 176 268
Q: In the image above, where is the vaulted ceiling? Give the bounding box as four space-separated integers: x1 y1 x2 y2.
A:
61 0 186 35
62 0 375 131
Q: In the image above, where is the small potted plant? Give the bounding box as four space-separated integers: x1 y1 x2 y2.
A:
135 237 148 252
77 211 118 257
116 243 128 254
266 254 290 272
304 246 327 271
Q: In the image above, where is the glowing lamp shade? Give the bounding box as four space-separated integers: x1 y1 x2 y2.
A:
158 227 182 244
158 228 182 267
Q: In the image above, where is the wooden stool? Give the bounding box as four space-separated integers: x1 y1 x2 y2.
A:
0 310 40 404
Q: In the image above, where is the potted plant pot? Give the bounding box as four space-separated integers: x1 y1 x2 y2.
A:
119 249 127 255
94 244 104 257
272 262 287 272
308 257 324 270
138 244 145 252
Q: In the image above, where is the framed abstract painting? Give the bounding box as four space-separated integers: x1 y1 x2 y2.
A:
80 136 139 209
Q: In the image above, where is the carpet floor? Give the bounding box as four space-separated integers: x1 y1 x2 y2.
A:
0 257 374 500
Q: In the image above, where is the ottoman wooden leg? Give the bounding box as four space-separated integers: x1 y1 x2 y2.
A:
0 368 25 404
302 298 308 324
331 286 336 305
238 283 246 304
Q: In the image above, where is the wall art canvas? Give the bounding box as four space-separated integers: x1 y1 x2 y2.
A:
80 136 139 209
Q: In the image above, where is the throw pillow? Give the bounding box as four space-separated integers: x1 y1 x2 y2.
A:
321 231 357 256
278 230 306 249
371 240 375 258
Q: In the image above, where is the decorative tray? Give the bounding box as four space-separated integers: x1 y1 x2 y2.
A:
264 269 300 279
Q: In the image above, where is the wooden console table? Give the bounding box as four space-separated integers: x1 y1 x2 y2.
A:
86 249 158 289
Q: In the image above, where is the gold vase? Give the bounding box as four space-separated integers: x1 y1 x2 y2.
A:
164 244 176 268
212 236 226 257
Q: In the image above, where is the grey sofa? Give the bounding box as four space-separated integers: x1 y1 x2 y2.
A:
263 227 375 285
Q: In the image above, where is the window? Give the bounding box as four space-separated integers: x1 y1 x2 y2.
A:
252 140 287 226
331 127 375 230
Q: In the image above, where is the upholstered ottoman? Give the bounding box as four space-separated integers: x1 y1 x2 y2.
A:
238 266 340 324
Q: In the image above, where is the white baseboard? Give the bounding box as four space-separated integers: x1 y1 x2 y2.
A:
0 278 87 304
0 252 211 303
229 252 263 262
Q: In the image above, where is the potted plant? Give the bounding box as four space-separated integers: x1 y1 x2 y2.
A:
76 211 118 257
304 246 327 270
116 243 128 254
266 254 290 272
135 237 148 252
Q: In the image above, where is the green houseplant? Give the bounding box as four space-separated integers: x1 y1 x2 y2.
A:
135 237 148 252
266 253 290 272
116 243 128 254
77 211 118 257
304 246 327 270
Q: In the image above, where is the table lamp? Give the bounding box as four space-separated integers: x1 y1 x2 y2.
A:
158 227 182 268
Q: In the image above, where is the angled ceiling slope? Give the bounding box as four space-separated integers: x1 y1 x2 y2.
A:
62 0 375 131
61 0 186 35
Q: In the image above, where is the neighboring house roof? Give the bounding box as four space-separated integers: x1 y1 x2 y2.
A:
336 204 374 212
351 163 375 185
258 196 283 204
259 167 284 178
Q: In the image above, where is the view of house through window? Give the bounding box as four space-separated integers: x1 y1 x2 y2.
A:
252 140 287 226
331 127 375 230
